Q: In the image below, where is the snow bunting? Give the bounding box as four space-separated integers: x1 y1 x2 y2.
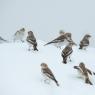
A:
61 42 76 64
41 63 59 86
26 31 38 51
44 32 75 48
13 28 25 42
74 62 94 85
79 34 91 50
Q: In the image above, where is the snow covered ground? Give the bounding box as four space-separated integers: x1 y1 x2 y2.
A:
0 40 95 95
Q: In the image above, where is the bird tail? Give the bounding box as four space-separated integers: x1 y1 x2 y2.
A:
53 78 59 86
44 41 53 46
61 54 67 64
85 78 93 85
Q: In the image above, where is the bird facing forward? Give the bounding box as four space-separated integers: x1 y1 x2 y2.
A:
74 62 95 85
79 34 91 50
26 31 38 51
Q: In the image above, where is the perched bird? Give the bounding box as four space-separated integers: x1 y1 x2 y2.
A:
26 31 38 51
0 36 8 43
74 62 95 85
79 34 91 50
61 42 76 64
41 63 59 86
13 28 25 42
44 32 75 48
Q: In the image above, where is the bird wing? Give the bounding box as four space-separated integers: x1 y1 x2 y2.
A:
53 35 65 41
26 36 36 44
80 39 89 46
86 68 92 75
44 35 65 46
63 46 72 56
42 68 55 80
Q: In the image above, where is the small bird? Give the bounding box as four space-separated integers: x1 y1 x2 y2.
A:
0 36 8 43
13 28 25 42
41 63 59 86
61 42 76 64
74 62 95 85
44 32 75 48
79 34 91 50
26 31 38 51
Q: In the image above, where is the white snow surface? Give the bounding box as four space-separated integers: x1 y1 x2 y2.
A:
0 40 95 95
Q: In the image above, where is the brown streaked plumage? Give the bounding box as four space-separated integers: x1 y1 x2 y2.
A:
26 31 38 51
61 42 76 64
79 34 91 50
44 32 76 48
41 63 59 86
74 62 94 85
13 28 25 42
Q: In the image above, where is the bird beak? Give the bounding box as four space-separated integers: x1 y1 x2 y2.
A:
74 66 78 69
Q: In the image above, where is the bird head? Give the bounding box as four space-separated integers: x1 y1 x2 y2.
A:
85 34 91 39
28 31 33 36
79 62 85 69
65 33 72 42
41 63 48 69
65 33 71 39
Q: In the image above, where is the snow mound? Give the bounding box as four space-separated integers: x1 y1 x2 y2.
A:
0 40 95 95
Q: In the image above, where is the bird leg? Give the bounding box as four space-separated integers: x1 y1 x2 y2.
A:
33 45 38 51
85 77 93 85
69 56 72 62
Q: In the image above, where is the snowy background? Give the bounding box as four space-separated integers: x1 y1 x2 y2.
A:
0 0 95 95
0 41 95 95
0 0 95 46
